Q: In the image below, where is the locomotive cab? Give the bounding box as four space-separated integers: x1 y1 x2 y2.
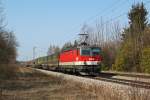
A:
79 46 102 65
77 46 102 74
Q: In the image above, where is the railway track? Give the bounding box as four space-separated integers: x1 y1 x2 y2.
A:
30 66 150 89
92 76 150 89
58 70 150 89
102 71 150 79
80 72 150 89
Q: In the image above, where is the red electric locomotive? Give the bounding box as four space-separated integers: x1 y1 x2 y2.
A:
32 33 103 74
59 45 102 74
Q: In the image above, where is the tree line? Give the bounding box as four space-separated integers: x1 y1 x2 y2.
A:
113 2 150 73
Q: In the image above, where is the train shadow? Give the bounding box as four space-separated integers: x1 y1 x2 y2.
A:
78 72 117 78
64 72 117 78
98 72 116 78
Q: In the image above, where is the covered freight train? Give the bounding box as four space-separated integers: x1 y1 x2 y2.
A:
34 45 103 74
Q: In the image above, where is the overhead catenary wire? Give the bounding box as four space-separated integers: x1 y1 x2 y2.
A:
79 0 150 33
65 0 129 43
85 0 127 24
64 0 150 45
86 0 150 29
72 0 127 32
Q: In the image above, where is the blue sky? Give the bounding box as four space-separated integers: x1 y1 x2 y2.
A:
3 0 150 61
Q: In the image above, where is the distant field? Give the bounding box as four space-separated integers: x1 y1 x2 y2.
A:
0 67 98 100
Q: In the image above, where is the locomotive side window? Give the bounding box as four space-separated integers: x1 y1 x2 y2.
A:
92 48 100 56
81 48 91 56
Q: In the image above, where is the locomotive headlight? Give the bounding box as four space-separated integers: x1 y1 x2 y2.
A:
76 57 79 61
89 58 94 61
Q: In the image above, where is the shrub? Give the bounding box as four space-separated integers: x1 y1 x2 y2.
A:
113 41 133 71
140 47 150 73
0 64 17 79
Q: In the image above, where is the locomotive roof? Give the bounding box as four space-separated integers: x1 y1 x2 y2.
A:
61 45 101 52
61 46 78 52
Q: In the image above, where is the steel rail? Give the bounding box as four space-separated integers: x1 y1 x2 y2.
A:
84 76 150 89
101 71 150 79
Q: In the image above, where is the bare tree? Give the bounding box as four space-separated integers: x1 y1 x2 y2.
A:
79 18 122 69
0 1 18 79
47 44 60 55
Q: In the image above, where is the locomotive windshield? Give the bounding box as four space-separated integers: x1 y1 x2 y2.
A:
81 48 91 56
91 48 101 56
80 47 101 56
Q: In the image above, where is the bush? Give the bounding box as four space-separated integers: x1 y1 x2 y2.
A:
0 64 17 79
113 41 133 71
140 47 150 73
101 42 119 70
0 32 17 79
0 31 17 64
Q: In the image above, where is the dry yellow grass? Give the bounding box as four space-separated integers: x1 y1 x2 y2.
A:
0 66 98 100
0 66 150 100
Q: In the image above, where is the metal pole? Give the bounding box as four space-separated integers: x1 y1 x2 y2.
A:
46 50 48 67
33 46 36 64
